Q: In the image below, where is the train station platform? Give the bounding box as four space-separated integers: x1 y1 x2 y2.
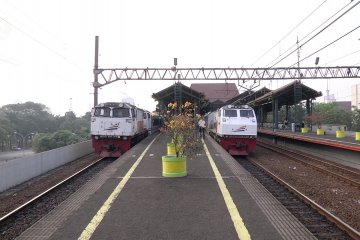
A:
258 128 360 152
17 133 316 240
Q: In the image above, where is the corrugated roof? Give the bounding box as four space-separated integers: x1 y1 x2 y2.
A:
190 83 239 103
225 87 271 105
152 82 203 104
248 81 322 112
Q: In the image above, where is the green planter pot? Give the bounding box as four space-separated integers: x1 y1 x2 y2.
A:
301 127 308 133
336 130 345 138
162 155 187 177
317 128 324 135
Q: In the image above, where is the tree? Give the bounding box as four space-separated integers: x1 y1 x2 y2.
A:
313 103 352 127
304 112 326 128
352 108 360 132
32 130 82 153
0 102 90 151
1 101 58 135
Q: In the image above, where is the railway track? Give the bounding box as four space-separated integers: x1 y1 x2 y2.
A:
0 157 114 240
239 158 360 240
257 139 360 188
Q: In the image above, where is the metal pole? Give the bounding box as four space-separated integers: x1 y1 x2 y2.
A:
94 36 99 106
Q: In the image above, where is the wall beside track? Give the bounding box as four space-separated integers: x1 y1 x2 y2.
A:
0 141 93 192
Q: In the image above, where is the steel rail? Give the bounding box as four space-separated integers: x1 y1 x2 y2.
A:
0 157 105 223
249 158 360 240
257 139 360 175
257 141 360 188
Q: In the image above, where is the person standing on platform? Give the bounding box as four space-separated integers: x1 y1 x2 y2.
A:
198 117 206 139
283 118 288 130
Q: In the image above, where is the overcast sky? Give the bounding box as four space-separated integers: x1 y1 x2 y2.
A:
1 0 359 116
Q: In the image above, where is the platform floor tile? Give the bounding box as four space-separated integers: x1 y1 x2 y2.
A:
207 137 317 240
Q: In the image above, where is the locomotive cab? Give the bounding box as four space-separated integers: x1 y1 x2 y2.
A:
91 102 135 137
90 102 149 157
218 105 257 137
207 105 257 156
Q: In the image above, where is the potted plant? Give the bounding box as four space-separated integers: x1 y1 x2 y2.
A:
352 107 360 140
305 112 326 135
336 126 345 138
162 101 203 177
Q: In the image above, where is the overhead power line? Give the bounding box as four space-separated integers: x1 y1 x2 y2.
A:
0 15 85 71
290 25 360 67
251 0 329 66
268 0 359 68
324 49 360 65
0 57 17 65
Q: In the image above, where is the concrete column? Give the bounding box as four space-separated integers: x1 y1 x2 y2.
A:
273 98 279 130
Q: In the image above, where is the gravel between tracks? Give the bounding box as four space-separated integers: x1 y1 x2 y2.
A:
252 145 360 232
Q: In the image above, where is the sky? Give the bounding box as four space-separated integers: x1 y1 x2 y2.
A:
0 0 359 116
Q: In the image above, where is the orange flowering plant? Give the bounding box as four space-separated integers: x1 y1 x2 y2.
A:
166 101 203 158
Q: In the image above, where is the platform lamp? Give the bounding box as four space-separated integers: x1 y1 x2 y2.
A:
315 57 320 66
172 57 177 73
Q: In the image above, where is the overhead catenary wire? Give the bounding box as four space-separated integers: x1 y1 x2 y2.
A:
251 0 329 66
323 49 360 65
0 57 17 65
267 0 359 68
2 0 88 69
0 15 86 71
289 25 360 67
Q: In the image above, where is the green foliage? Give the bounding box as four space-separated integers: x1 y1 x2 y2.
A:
166 101 203 158
270 102 355 130
313 103 352 127
0 102 90 152
1 101 58 135
352 108 360 132
277 105 306 123
32 130 82 153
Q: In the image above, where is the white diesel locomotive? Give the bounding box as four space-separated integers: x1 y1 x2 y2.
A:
205 105 257 156
91 102 151 157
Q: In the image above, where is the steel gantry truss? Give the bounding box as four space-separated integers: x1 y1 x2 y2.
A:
92 36 360 106
93 66 360 88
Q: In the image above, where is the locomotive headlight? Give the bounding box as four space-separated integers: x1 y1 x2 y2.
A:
94 136 99 140
123 136 128 140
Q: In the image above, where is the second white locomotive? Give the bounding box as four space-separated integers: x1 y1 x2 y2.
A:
206 105 257 155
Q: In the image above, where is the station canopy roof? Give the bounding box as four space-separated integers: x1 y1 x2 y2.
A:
190 83 239 103
247 81 322 112
225 87 271 106
151 82 204 106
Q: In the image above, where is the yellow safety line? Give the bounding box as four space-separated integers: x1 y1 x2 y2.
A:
202 139 251 240
78 135 160 240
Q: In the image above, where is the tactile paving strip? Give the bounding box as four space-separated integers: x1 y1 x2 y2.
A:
16 152 133 240
206 137 317 240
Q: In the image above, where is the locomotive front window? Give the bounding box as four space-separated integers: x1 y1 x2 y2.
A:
224 110 237 117
131 109 136 118
94 107 111 117
112 108 130 118
240 110 254 118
